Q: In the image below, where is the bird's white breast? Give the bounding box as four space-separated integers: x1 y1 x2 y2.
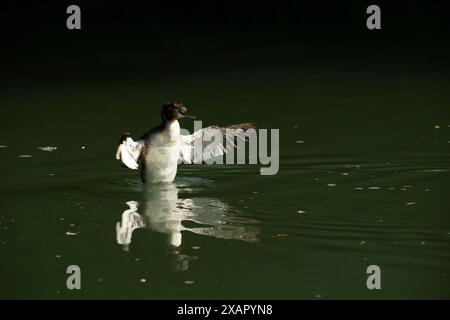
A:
144 121 181 183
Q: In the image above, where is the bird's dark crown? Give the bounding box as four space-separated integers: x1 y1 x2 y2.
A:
161 101 189 122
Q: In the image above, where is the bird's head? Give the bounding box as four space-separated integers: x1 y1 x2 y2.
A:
161 101 195 122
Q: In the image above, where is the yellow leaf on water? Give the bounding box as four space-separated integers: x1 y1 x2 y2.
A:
274 233 289 237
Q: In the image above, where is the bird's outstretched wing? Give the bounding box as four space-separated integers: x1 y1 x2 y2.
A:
115 133 145 170
179 123 257 164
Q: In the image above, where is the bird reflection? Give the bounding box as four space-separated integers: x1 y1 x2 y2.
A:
116 180 259 271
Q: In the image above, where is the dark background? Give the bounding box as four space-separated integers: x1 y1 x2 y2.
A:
1 1 449 85
0 1 449 300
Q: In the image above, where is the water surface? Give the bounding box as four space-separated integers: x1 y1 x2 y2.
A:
1 56 449 299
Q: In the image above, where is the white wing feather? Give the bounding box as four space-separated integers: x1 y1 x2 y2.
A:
179 126 256 164
116 137 144 170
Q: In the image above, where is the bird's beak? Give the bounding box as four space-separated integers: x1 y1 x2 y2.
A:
181 113 196 119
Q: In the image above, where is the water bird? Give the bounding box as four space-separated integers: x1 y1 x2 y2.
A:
115 101 256 183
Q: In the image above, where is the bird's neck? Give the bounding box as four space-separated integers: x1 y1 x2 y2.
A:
164 119 180 141
163 118 179 128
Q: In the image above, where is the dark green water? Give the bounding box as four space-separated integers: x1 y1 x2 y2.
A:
1 50 449 299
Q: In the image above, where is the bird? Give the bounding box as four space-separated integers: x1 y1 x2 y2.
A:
115 101 256 183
